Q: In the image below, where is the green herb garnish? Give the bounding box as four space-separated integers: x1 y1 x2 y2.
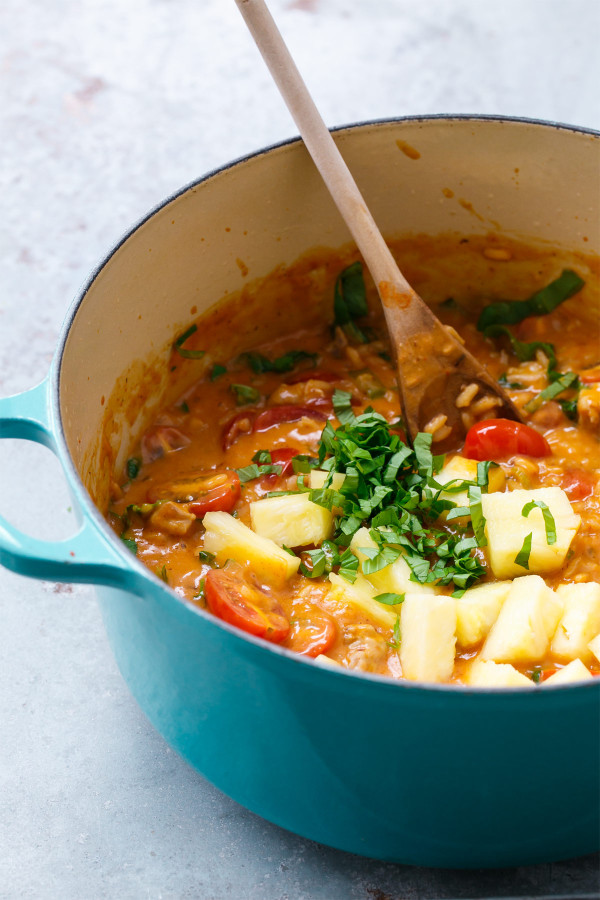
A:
524 371 579 414
243 349 318 374
514 532 533 570
374 592 405 606
210 364 227 381
126 457 141 480
156 565 169 583
174 323 206 359
387 616 401 651
522 500 557 545
235 463 283 483
120 536 138 555
300 411 486 590
467 485 487 547
197 550 216 564
477 270 585 332
333 261 369 342
230 383 260 406
252 449 272 464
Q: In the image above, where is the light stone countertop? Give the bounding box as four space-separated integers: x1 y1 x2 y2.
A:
1 1 599 897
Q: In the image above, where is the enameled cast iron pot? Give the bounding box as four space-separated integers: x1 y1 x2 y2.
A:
1 116 599 868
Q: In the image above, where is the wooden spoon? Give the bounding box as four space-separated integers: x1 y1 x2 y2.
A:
234 0 523 445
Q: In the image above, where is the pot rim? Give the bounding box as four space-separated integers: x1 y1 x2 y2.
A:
52 114 600 696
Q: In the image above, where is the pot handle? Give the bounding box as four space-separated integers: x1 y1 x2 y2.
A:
0 380 141 591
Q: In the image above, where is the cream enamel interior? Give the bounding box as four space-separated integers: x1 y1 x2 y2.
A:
56 118 599 511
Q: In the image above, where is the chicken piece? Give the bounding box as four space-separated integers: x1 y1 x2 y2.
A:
577 383 600 430
150 500 196 536
268 379 334 408
343 624 388 672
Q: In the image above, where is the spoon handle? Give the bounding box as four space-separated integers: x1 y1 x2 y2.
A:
234 0 410 295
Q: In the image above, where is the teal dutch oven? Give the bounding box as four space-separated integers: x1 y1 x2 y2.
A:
1 116 599 868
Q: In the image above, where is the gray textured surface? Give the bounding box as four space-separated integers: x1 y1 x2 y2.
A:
1 1 600 897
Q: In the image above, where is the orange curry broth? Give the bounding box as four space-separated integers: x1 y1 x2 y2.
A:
108 234 600 683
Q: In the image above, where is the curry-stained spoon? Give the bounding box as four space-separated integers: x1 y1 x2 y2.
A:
234 0 523 445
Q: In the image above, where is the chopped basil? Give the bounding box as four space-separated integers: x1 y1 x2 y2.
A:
120 536 138 555
477 270 585 332
126 457 141 480
194 578 206 604
374 592 405 606
515 532 533 570
468 485 487 547
210 364 227 381
332 388 356 426
498 373 524 390
522 500 557 545
387 616 401 651
230 383 260 406
242 349 318 374
524 371 579 414
282 545 297 557
252 449 272 464
333 261 369 343
292 455 319 474
197 550 216 564
483 324 557 367
299 548 328 578
235 463 282 483
477 460 497 491
156 565 169 583
173 323 206 359
531 667 542 684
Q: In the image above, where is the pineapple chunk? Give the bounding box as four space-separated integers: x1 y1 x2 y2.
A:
328 572 399 629
202 511 299 586
551 582 600 663
455 581 512 649
400 594 457 683
481 575 562 663
309 470 346 491
313 654 342 669
437 455 505 525
350 527 436 596
542 659 593 686
250 493 333 548
481 487 580 578
589 632 600 665
465 659 532 688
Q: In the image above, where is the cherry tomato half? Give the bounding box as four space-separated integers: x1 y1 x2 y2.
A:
253 405 327 432
463 419 551 461
188 471 241 516
222 411 257 450
561 468 596 501
285 604 337 658
141 426 190 463
205 569 289 643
